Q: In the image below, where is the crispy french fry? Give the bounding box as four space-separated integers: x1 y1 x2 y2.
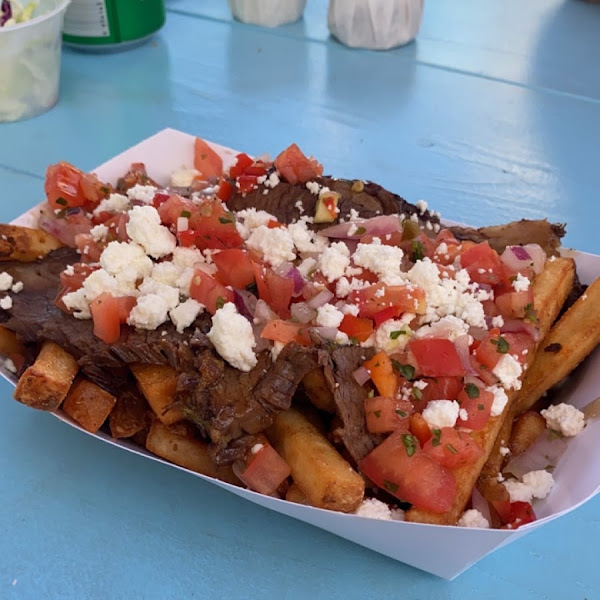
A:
286 483 309 505
62 378 117 433
267 407 364 513
0 224 63 262
109 389 151 439
130 363 184 425
145 419 240 485
509 411 546 456
515 275 600 414
302 368 336 413
406 257 574 525
13 340 79 411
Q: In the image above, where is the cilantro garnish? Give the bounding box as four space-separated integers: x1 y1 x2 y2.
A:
401 433 418 457
445 443 458 455
465 383 480 399
432 429 442 447
383 480 399 494
215 296 225 310
411 240 426 262
55 197 67 206
391 360 415 381
491 336 510 354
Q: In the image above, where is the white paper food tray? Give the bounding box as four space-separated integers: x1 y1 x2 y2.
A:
3 128 599 580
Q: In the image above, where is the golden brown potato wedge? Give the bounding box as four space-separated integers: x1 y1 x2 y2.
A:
406 257 574 525
509 411 547 456
130 363 184 425
145 419 240 485
267 407 364 513
109 389 151 439
13 340 79 411
302 368 336 413
0 224 63 262
285 483 309 505
62 378 117 433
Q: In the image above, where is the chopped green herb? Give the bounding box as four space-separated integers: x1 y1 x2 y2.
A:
391 360 415 381
432 429 442 447
215 296 225 310
180 210 191 218
374 410 381 418
100 186 110 194
465 383 480 399
401 433 418 457
383 480 399 494
411 240 426 262
355 226 366 236
218 217 233 224
55 197 67 206
491 336 510 354
445 443 458 455
524 303 539 323
389 330 404 340
368 389 375 398
395 409 407 417
478 403 485 410
348 336 359 345
412 387 423 401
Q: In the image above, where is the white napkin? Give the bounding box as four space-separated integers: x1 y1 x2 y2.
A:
328 0 424 50
228 0 307 28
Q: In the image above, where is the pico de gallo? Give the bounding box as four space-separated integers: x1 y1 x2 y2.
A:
38 137 554 527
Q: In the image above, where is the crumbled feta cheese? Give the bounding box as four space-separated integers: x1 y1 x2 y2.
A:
414 315 469 341
491 315 504 328
457 509 490 528
93 193 129 215
459 408 469 421
503 470 554 503
2 357 17 374
170 299 203 333
492 354 523 390
374 316 414 353
126 184 158 204
354 498 393 520
353 242 404 285
499 446 510 456
541 403 585 437
246 225 296 267
138 278 180 310
422 400 460 429
319 241 351 283
235 208 277 239
335 276 370 298
416 199 428 214
512 273 530 292
207 303 257 372
297 257 317 279
172 246 204 268
0 272 13 291
435 242 448 256
64 265 75 276
0 295 12 310
126 205 177 259
127 294 170 330
90 224 109 242
489 384 509 417
100 241 153 290
306 181 321 195
11 281 23 294
271 340 285 361
315 303 344 328
82 268 122 300
150 261 184 288
61 288 91 319
170 167 200 187
288 220 328 254
341 303 360 316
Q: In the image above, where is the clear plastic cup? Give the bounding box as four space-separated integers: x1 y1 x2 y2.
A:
0 0 71 122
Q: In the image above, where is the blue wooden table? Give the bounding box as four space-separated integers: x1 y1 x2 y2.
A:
1 1 600 597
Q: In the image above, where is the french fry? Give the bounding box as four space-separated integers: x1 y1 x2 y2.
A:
0 224 63 262
130 363 184 425
267 407 364 513
515 275 600 414
145 419 240 485
406 257 575 525
509 411 547 457
286 483 309 505
62 378 117 433
302 368 336 413
13 340 79 411
109 389 151 439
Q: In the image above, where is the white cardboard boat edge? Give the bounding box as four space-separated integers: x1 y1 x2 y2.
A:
4 128 600 580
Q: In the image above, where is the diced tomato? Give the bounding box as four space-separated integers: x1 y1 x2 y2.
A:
229 153 254 179
56 263 99 313
45 162 87 210
456 383 494 430
359 431 456 513
351 283 426 319
189 199 244 250
274 143 323 185
89 293 136 344
116 162 158 191
74 233 103 263
361 231 404 248
103 213 130 243
189 268 234 314
414 376 463 412
432 230 462 265
151 192 170 209
237 174 259 194
193 137 223 180
251 261 294 318
363 352 398 398
422 427 484 469
406 233 436 262
79 172 111 206
233 437 291 495
372 306 403 327
473 329 504 370
501 501 537 529
217 179 234 202
212 249 255 289
364 396 412 434
157 194 196 228
460 242 506 287
409 413 432 445
495 289 534 319
409 338 466 377
338 314 373 343
260 320 312 346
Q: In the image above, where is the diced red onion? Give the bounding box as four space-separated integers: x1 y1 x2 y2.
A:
307 288 334 309
523 244 547 274
233 289 258 321
38 205 92 247
500 244 546 276
290 302 317 324
454 335 478 376
353 366 371 386
468 326 488 341
503 430 568 479
312 326 339 341
254 299 277 324
252 324 272 353
511 246 531 261
500 319 541 342
470 486 493 525
320 215 403 239
274 262 306 296
0 0 12 26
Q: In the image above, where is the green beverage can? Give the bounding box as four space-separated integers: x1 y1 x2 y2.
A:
62 0 165 51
